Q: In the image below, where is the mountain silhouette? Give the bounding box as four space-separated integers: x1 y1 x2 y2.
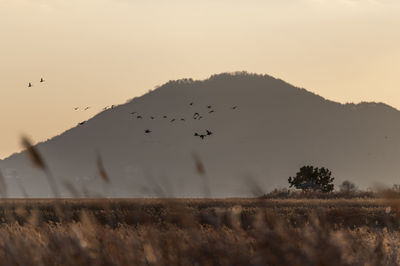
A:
1 72 400 197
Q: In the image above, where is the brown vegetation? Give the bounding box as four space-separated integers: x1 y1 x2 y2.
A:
0 198 398 265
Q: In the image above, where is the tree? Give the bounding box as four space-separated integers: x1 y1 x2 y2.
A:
288 165 334 192
339 180 357 193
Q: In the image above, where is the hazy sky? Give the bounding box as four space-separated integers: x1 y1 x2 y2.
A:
0 0 399 158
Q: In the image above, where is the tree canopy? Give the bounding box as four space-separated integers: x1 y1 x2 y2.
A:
288 165 334 193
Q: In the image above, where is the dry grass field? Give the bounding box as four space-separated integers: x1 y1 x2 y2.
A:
0 198 399 265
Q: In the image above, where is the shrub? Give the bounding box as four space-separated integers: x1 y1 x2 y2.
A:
339 180 357 193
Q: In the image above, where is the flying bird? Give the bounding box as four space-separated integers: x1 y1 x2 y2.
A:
137 115 142 119
84 107 90 110
193 112 200 119
40 78 45 83
208 110 214 114
194 133 199 136
28 83 32 87
199 135 205 139
150 116 155 120
145 129 152 134
163 115 167 118
189 102 194 106
130 111 137 115
207 105 212 109
170 119 175 122
74 107 79 110
232 106 238 110
206 130 213 136
180 118 185 121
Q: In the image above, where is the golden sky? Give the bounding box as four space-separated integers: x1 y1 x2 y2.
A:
0 0 399 158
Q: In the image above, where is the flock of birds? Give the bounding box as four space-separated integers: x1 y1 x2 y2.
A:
130 102 239 140
27 78 238 140
27 77 240 140
75 101 239 139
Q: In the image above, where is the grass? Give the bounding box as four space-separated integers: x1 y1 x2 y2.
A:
13 132 400 264
0 198 398 265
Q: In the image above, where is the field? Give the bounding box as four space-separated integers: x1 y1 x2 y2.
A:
0 198 398 265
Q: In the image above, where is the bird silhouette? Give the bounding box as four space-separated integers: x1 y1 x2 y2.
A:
151 116 155 120
190 102 194 106
28 83 32 87
130 111 137 115
207 105 212 109
199 135 205 139
84 107 90 110
74 107 79 110
232 106 238 110
170 119 175 122
198 116 203 120
163 115 167 118
180 118 185 121
193 112 200 119
194 133 199 136
137 115 142 119
145 129 152 133
40 78 45 83
209 110 214 114
206 130 213 136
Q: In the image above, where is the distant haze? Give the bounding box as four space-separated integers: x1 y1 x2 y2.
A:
0 0 400 158
2 72 400 197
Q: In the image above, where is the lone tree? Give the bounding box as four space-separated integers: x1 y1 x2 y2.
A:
288 165 334 192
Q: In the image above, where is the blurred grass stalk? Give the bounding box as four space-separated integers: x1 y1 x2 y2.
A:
21 136 60 197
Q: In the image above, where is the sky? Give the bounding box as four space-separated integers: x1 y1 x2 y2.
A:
0 0 399 158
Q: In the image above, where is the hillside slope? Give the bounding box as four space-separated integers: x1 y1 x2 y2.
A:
1 72 400 197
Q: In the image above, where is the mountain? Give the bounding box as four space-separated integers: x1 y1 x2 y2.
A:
1 72 400 197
